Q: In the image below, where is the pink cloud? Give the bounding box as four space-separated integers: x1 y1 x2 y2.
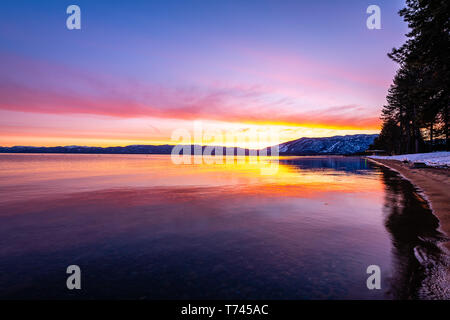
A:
0 54 380 129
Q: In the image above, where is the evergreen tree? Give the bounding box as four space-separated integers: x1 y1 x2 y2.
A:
378 0 449 153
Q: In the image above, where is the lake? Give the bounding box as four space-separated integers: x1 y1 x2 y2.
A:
0 154 447 299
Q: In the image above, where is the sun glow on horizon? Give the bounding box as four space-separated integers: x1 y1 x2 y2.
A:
0 119 379 149
0 0 403 150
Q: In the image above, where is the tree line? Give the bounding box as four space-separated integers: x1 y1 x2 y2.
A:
371 0 449 154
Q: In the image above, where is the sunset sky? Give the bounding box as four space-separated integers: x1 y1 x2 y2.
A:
0 0 408 148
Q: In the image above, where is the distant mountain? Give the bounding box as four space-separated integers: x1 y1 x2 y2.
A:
0 144 249 155
0 134 378 155
273 134 378 155
0 144 175 154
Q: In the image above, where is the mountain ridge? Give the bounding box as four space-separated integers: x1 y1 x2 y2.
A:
0 134 378 155
274 134 378 155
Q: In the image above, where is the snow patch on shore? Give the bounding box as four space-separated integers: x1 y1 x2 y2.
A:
369 152 450 167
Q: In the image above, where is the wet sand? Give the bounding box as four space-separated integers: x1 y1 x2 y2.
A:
368 158 450 251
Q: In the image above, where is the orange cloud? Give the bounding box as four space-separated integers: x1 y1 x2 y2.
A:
0 54 381 138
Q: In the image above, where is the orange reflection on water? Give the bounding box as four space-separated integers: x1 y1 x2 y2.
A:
0 153 398 300
0 154 383 207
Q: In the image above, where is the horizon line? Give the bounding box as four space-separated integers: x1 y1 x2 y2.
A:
0 133 379 150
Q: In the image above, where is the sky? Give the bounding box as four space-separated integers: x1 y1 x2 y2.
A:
0 0 408 148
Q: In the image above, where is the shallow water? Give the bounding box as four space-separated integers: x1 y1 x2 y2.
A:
0 154 447 299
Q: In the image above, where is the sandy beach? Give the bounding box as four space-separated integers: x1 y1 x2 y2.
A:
368 158 450 251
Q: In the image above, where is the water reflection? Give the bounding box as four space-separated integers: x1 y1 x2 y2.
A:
279 158 450 299
280 156 373 174
0 154 448 299
379 167 450 299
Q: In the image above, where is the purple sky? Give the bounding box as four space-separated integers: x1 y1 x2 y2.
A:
0 0 408 147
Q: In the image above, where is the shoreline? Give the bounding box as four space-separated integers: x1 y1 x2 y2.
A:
367 158 450 251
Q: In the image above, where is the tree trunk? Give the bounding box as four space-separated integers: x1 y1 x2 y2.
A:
446 105 449 151
405 120 411 154
412 105 419 153
430 121 433 152
399 106 405 153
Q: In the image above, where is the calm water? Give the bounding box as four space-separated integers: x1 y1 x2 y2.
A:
0 154 448 299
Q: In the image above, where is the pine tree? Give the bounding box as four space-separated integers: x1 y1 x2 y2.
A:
378 0 449 153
